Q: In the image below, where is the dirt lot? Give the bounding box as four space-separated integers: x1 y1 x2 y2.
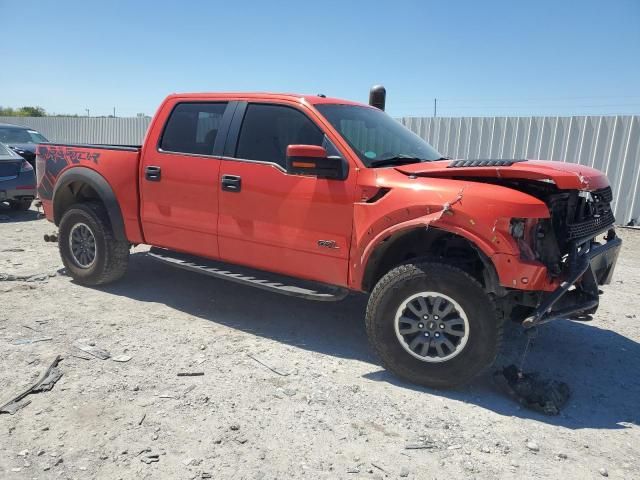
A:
1 204 639 479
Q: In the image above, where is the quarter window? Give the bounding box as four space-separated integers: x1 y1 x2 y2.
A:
235 104 325 167
160 102 228 155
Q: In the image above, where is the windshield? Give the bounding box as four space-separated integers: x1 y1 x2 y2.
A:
315 104 442 167
0 127 49 144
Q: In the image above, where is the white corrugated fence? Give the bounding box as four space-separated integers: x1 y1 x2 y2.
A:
0 116 151 145
400 115 639 224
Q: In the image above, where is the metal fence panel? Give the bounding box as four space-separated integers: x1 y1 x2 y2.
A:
0 116 151 145
401 115 640 224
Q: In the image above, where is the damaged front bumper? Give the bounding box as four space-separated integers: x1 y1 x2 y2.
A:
522 229 621 328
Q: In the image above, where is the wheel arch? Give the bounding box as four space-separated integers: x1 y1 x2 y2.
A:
360 226 503 295
52 167 127 241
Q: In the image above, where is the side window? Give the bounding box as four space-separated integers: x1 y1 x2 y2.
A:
235 104 325 167
160 102 228 155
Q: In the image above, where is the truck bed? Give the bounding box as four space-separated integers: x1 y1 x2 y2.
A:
37 142 144 243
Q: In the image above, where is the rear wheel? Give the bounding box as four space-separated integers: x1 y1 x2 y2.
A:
58 202 129 285
366 261 501 388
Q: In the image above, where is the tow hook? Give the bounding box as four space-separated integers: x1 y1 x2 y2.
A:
44 233 58 243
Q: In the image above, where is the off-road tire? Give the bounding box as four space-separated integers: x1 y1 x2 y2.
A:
366 261 502 389
58 202 129 286
10 199 32 211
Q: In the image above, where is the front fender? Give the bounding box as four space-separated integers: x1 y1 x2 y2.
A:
349 178 555 292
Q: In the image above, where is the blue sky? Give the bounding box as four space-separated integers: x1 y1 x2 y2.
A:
1 0 639 117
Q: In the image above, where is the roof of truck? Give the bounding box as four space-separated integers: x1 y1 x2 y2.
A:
165 92 371 107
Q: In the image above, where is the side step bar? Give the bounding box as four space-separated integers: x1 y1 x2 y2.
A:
148 247 349 302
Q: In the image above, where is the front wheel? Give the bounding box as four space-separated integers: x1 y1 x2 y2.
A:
365 262 502 389
58 202 129 285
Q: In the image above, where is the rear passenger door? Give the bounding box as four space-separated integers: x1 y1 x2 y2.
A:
217 102 356 287
139 101 234 258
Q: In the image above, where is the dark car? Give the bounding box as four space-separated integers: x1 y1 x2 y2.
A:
0 141 36 210
0 123 49 169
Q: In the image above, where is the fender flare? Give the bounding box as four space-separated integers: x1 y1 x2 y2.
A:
354 215 505 292
52 167 127 241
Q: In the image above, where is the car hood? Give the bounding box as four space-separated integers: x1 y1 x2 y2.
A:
394 159 609 191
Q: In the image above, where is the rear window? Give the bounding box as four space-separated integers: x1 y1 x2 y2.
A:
160 102 228 155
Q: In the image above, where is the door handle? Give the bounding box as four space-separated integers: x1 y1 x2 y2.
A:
145 165 162 182
221 174 241 192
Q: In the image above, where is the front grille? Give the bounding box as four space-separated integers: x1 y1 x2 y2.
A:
592 186 612 204
566 210 616 240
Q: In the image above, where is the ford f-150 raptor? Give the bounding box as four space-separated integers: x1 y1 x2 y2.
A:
36 87 621 388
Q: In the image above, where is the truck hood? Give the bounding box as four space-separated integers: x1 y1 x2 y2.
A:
395 159 609 191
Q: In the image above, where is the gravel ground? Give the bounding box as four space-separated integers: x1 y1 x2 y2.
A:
1 204 639 479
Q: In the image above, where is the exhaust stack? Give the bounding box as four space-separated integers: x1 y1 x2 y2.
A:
369 85 386 111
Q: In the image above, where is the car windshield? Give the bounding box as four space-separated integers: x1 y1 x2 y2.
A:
315 104 442 167
0 127 49 144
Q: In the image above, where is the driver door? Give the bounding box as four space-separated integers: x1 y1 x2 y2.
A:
217 102 357 287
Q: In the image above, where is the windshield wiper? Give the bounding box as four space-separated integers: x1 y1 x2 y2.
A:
369 155 426 167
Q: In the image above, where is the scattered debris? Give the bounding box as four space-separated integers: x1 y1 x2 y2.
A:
140 453 160 464
138 413 147 426
73 340 110 360
112 354 132 363
183 384 197 395
526 441 540 452
494 364 570 415
405 439 438 450
230 423 240 431
246 353 291 376
177 372 204 377
346 467 360 474
0 355 63 415
0 272 56 282
71 353 92 361
11 337 53 345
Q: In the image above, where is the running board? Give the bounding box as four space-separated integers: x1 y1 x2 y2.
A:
148 247 349 302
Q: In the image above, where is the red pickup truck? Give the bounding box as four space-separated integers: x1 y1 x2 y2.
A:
36 88 621 388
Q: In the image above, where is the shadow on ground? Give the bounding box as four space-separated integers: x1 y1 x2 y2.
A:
0 203 41 223
98 252 640 430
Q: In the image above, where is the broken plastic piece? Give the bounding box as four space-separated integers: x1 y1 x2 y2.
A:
0 355 63 415
493 364 570 416
73 340 110 360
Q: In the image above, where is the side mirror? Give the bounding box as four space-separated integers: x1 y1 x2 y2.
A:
286 145 348 180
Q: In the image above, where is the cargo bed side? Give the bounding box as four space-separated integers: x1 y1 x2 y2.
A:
36 143 144 243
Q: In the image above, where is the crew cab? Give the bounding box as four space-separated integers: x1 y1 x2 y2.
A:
36 88 621 388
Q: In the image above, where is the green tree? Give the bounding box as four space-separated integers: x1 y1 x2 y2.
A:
0 106 47 116
17 106 46 116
